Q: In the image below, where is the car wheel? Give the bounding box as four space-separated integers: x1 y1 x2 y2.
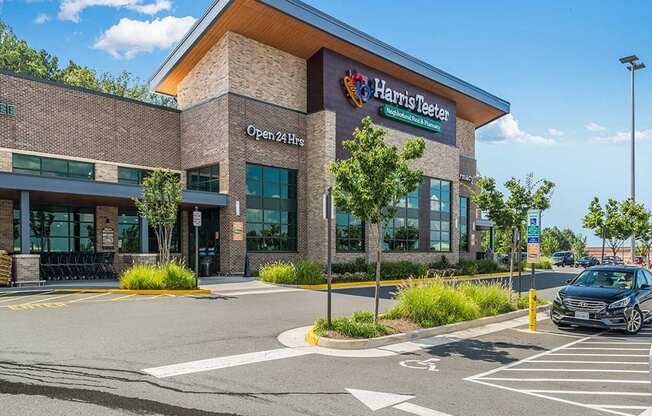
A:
624 308 643 335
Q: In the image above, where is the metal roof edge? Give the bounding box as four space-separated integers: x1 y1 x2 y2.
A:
149 0 510 115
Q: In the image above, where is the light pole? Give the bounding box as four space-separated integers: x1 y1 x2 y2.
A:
619 55 645 263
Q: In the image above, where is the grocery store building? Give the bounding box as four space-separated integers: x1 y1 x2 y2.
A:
0 0 508 283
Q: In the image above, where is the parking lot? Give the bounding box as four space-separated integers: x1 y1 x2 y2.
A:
0 270 650 416
467 329 652 415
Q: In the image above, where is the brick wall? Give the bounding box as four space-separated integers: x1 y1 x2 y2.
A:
12 254 40 283
0 72 181 170
457 117 475 159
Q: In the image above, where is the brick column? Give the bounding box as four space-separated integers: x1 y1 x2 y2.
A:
96 206 118 253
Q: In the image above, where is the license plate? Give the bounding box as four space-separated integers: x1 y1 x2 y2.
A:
575 311 590 320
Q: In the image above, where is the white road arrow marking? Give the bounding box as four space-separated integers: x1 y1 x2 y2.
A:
346 388 453 416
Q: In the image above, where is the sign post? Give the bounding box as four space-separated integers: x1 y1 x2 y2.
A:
324 188 333 329
193 207 202 288
527 209 541 331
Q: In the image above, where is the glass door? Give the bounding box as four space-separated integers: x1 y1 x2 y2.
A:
189 208 220 276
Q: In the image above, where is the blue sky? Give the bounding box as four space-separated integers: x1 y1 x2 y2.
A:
2 0 652 245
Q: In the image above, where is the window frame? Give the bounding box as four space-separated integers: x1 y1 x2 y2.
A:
459 196 470 252
187 164 220 193
383 188 420 252
13 154 95 181
429 178 452 253
245 163 298 253
336 210 365 253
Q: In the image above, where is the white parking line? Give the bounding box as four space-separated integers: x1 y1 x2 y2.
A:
581 341 651 345
523 390 652 396
562 347 650 351
549 353 648 357
142 348 312 378
480 377 650 384
529 360 649 365
502 368 649 373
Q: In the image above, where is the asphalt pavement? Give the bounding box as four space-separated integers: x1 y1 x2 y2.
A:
2 269 647 416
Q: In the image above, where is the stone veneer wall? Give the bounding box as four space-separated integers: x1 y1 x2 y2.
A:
177 32 307 113
0 149 10 172
12 255 40 283
0 200 13 253
96 163 118 182
457 117 476 159
96 206 118 256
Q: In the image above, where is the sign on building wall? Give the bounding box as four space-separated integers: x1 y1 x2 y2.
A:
0 100 16 116
101 226 114 250
341 69 450 133
245 124 304 147
232 221 244 241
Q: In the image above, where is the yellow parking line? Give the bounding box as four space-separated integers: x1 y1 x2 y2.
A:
67 293 112 303
109 294 136 301
0 291 54 304
22 293 77 305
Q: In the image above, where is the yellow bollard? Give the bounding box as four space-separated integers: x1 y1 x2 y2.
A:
528 288 537 331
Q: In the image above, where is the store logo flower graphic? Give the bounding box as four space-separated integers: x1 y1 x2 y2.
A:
342 70 372 108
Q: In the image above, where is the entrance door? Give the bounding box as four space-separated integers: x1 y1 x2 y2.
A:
189 208 220 276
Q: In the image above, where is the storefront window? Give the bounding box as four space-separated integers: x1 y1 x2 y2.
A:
383 189 419 251
187 165 219 192
29 206 95 253
246 163 297 252
430 179 451 252
459 196 469 252
336 210 364 252
13 154 94 180
118 210 140 253
118 167 152 185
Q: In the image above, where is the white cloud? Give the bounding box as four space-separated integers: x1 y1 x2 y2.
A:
593 129 652 144
93 16 196 59
34 13 51 24
477 114 555 145
586 122 607 132
547 128 564 137
59 0 172 22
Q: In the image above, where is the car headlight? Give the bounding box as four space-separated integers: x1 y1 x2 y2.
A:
608 297 631 309
555 292 564 303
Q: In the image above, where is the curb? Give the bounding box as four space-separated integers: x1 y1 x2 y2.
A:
52 288 212 296
312 304 551 350
297 271 547 290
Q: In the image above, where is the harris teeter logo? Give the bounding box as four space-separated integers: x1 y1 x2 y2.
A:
341 70 449 134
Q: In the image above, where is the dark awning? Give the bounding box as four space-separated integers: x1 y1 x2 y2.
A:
0 172 228 208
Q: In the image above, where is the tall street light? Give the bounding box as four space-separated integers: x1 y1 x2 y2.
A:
619 55 645 262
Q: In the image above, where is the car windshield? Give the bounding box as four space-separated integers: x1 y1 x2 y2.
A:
572 270 634 289
580 257 590 261
552 253 565 258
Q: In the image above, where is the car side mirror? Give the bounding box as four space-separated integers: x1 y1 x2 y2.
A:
565 279 572 284
641 284 652 290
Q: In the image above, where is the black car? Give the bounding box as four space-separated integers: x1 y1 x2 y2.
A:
551 266 652 334
575 256 600 268
551 251 574 267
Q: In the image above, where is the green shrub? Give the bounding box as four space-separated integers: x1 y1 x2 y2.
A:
314 310 393 338
259 261 297 284
368 261 428 279
475 259 500 274
119 264 165 290
520 256 553 270
161 261 196 289
386 282 481 327
429 255 451 270
331 257 368 274
120 262 197 290
295 260 323 285
459 282 513 316
457 260 478 275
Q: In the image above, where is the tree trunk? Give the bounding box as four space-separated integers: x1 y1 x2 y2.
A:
374 221 382 322
600 229 605 264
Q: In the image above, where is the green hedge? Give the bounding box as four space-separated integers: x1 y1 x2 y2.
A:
314 310 394 338
119 261 196 290
259 260 322 285
520 256 553 270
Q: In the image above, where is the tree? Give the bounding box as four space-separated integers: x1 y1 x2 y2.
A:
330 116 425 321
582 197 607 262
0 20 176 108
636 222 652 265
541 226 584 257
584 198 650 260
472 173 555 299
570 233 587 260
134 170 183 265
